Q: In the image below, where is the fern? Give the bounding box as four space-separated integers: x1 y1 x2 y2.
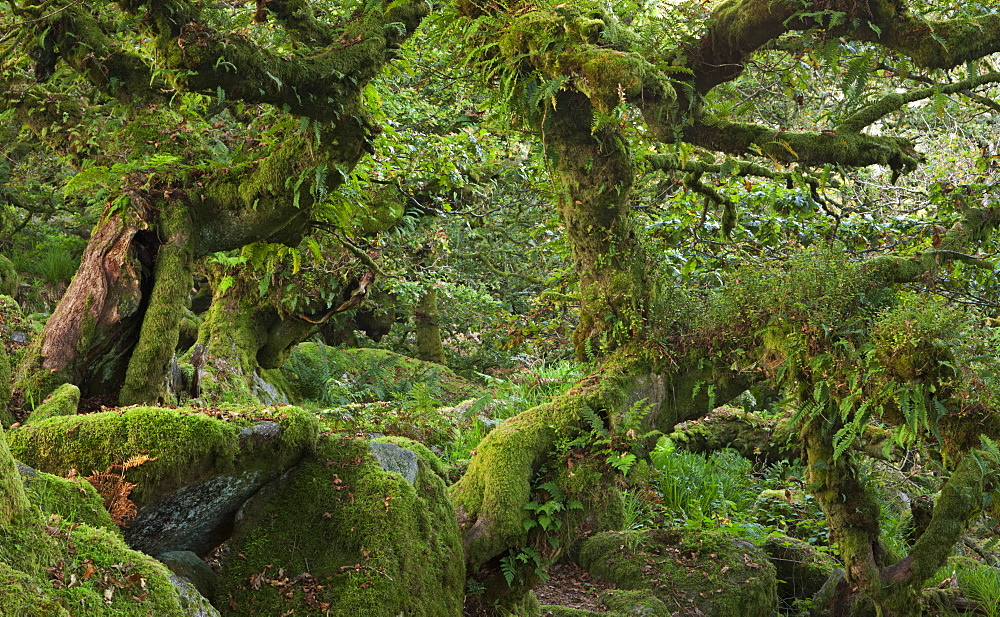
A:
580 405 608 437
840 51 875 106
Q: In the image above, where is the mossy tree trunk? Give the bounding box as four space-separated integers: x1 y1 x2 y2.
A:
118 203 195 405
188 270 315 404
803 415 997 616
6 0 429 406
13 207 158 404
414 287 446 366
540 92 655 358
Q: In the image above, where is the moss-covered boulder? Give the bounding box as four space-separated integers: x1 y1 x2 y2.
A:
220 436 465 616
7 405 319 556
0 255 18 298
0 337 11 427
666 406 792 463
540 607 606 617
16 461 118 534
578 529 777 617
763 534 837 604
158 550 221 604
26 383 81 424
600 589 671 615
2 424 218 616
51 523 220 616
282 344 478 405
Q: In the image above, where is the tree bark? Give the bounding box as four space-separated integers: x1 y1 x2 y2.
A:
14 204 157 403
414 288 446 365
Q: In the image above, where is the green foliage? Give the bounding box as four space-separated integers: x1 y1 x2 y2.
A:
284 342 470 406
961 565 1000 617
649 437 759 525
33 248 78 286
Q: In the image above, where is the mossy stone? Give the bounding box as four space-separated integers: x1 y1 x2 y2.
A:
221 436 465 616
8 405 319 556
539 607 606 617
0 255 18 297
157 550 220 604
600 589 671 616
763 534 837 603
2 426 202 616
17 462 118 534
7 406 318 505
26 383 81 424
579 529 777 617
54 524 193 615
0 562 70 617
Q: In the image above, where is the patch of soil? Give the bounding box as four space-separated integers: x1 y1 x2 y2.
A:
534 563 617 613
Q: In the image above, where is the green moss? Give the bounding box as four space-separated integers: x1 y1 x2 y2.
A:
193 285 263 404
19 465 119 535
538 606 605 617
1 426 61 576
26 383 80 424
0 254 18 297
763 534 836 603
2 423 201 617
259 368 295 402
451 391 593 570
55 523 189 616
7 405 318 504
0 338 11 427
358 185 406 234
452 355 647 574
0 295 32 358
579 529 777 617
221 437 464 616
600 589 670 616
373 435 449 482
119 202 195 406
547 458 625 560
0 562 70 617
285 344 478 405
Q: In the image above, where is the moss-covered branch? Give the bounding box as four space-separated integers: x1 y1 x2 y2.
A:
2 88 97 169
838 71 1000 133
32 5 169 104
851 6 1000 71
111 0 427 120
262 0 337 47
865 205 1000 284
691 0 1000 93
683 121 923 173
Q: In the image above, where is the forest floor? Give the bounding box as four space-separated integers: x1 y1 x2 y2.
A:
534 562 617 612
